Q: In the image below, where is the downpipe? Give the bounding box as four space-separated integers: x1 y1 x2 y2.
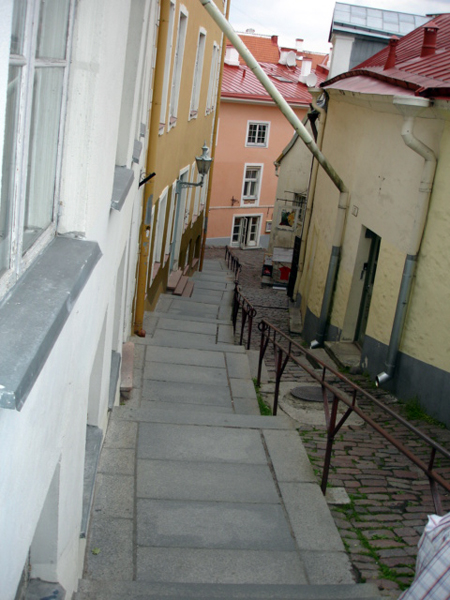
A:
376 100 436 386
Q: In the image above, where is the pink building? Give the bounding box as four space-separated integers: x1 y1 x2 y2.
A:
206 32 327 249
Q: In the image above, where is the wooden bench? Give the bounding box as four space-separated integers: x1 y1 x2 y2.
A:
182 280 194 297
173 275 189 295
167 269 182 291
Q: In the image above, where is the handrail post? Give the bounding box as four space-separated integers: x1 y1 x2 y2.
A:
321 393 339 495
232 280 239 333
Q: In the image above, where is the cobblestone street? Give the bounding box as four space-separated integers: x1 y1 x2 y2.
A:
205 246 450 597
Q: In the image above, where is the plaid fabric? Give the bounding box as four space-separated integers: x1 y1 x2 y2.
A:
399 513 450 599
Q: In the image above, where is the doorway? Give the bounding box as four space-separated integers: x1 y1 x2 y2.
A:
232 216 261 248
355 230 381 346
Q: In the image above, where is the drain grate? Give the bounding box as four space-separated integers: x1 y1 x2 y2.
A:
290 385 323 403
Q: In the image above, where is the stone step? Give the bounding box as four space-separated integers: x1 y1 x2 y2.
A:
75 581 382 600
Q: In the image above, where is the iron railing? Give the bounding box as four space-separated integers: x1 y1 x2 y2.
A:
225 246 242 281
257 318 450 515
232 282 257 350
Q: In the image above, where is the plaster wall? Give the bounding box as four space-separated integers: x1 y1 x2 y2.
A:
328 34 354 80
208 101 307 242
301 95 443 339
0 1 159 597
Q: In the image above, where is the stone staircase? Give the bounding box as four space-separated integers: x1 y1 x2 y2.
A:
74 259 384 600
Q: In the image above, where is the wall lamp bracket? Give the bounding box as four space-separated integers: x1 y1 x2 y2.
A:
139 172 156 188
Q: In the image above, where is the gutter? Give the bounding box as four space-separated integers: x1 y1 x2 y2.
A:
376 96 437 386
199 0 349 347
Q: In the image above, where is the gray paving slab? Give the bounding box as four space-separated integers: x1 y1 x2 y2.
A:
191 289 224 302
193 272 232 282
150 330 217 348
137 422 268 463
263 430 317 483
131 400 233 415
226 352 252 379
143 362 228 386
148 310 231 325
154 294 173 313
218 324 235 344
167 302 220 319
233 396 260 415
152 317 218 335
125 407 294 428
137 499 297 550
98 447 135 476
136 548 306 584
218 304 232 320
103 417 137 449
141 380 231 406
145 346 225 367
85 517 133 580
299 550 355 585
230 378 258 399
193 280 233 290
279 482 346 552
91 473 134 519
137 460 279 503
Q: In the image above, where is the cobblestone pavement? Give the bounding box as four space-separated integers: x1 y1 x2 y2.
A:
205 246 450 598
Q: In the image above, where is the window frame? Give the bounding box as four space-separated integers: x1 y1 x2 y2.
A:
159 0 175 135
245 121 270 148
205 41 220 116
189 28 206 120
168 4 188 131
0 0 75 299
241 163 263 206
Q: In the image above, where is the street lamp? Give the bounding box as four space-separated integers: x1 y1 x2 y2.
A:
170 144 213 271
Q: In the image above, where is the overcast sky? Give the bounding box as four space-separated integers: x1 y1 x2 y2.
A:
228 0 450 53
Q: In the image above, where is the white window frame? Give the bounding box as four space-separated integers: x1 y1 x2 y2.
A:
230 215 262 248
164 181 177 260
245 121 270 148
168 5 188 130
241 164 263 206
152 187 168 270
205 41 220 115
159 0 175 135
0 0 75 299
189 28 206 120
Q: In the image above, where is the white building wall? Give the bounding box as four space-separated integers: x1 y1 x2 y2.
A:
0 0 158 598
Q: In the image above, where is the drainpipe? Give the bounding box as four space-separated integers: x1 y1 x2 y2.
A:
133 1 168 336
198 0 349 347
376 96 436 386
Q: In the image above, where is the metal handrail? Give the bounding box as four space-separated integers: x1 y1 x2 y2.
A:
232 282 257 350
257 318 450 514
225 246 242 281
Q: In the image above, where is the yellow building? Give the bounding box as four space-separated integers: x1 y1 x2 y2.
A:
134 0 226 324
295 17 450 425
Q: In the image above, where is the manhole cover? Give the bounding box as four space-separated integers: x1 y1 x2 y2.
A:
290 385 323 403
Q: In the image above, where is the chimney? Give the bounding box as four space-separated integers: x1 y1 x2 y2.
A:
421 23 439 57
271 35 278 46
384 36 399 70
296 38 304 53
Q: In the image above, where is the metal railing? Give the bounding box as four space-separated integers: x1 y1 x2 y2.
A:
225 246 242 281
257 318 450 515
232 282 257 350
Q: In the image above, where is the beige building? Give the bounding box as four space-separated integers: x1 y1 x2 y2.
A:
292 16 450 425
135 0 226 317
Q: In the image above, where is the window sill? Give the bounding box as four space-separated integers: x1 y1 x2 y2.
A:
0 236 102 411
111 166 134 211
132 139 143 164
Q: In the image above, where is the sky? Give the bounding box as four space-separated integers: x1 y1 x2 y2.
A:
228 0 450 53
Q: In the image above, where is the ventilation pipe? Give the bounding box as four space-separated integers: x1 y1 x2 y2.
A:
384 36 399 70
421 23 439 57
198 0 349 348
376 96 436 387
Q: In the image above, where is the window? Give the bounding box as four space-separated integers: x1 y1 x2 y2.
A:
151 188 168 280
246 121 269 147
168 6 188 129
190 29 206 119
241 165 262 205
1 0 74 296
184 163 196 228
164 183 176 260
206 42 220 115
159 0 175 134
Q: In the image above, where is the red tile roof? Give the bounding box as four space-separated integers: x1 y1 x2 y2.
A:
234 34 280 64
221 61 326 105
323 13 450 98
